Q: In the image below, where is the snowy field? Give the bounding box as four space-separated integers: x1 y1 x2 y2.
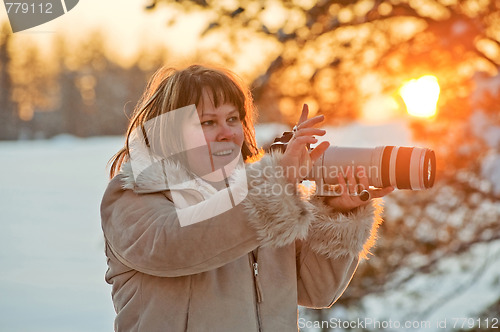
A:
1 121 498 332
0 135 121 332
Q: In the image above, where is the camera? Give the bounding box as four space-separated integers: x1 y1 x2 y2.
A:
270 131 436 196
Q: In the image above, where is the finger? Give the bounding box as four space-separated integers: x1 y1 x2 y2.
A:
296 114 325 129
346 167 356 195
309 141 330 162
337 173 348 197
294 128 326 138
356 166 370 191
324 196 336 205
370 186 395 199
287 136 318 154
290 136 318 145
297 104 309 125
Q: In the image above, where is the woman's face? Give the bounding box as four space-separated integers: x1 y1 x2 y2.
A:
182 90 244 181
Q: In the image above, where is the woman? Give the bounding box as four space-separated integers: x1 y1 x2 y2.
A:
101 64 393 331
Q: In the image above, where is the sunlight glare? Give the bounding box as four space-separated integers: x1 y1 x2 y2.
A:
399 75 440 118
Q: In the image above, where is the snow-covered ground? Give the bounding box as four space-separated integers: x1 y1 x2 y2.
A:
326 239 500 332
0 136 121 332
0 121 498 331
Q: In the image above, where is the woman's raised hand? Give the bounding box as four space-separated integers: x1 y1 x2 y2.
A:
280 104 330 184
279 104 394 213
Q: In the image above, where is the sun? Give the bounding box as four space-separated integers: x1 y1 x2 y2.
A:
399 75 440 118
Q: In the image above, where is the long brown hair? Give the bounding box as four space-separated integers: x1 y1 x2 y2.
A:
108 64 260 179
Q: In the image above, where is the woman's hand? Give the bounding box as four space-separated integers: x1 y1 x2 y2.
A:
324 166 394 213
279 104 393 212
279 104 330 184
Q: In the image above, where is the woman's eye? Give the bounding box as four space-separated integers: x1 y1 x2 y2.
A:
201 120 214 126
228 116 240 123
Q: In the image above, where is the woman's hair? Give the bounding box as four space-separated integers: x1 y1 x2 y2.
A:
108 64 260 178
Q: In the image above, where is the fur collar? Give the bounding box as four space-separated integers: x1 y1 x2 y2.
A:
119 159 246 199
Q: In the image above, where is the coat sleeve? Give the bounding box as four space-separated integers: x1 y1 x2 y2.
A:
100 154 312 278
296 197 384 308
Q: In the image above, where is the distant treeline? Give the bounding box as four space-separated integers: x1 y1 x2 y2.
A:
0 25 169 140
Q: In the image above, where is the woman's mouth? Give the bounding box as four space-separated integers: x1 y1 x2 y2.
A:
212 149 233 157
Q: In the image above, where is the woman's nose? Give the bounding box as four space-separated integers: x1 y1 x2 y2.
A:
216 123 235 141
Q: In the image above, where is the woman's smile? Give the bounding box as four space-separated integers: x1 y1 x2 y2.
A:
212 149 233 156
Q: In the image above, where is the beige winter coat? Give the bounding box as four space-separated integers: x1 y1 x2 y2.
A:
101 153 383 331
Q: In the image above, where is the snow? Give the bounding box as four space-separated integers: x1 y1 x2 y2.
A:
0 136 122 332
357 240 500 331
470 111 500 149
481 152 500 197
318 120 413 147
0 120 498 331
471 75 500 197
475 121 500 196
298 239 500 332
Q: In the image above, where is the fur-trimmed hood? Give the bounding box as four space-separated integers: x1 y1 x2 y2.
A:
121 159 211 195
119 158 248 201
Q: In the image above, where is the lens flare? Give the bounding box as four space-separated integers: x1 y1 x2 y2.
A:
399 75 440 118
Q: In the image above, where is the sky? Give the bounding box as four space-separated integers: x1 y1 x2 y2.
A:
1 0 207 61
1 0 283 88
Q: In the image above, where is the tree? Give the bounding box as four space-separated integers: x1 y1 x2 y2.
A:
50 31 161 137
9 43 59 138
0 27 169 139
145 0 499 124
0 23 18 140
